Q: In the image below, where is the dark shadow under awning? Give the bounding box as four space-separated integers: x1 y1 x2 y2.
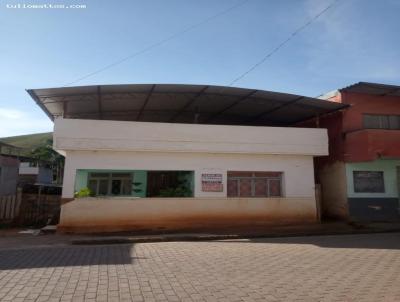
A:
27 84 348 126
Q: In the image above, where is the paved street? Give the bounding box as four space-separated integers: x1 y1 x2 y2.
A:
0 233 399 302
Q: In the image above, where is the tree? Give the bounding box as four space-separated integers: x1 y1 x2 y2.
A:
29 139 65 183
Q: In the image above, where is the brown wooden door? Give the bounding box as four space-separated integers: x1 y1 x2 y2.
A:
146 172 179 197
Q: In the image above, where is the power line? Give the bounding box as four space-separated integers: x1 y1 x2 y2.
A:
64 0 250 86
227 0 340 87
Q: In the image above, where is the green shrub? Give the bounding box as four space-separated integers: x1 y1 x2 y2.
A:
159 186 192 197
74 187 92 198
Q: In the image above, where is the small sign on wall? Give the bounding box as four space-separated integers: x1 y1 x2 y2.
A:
201 173 223 192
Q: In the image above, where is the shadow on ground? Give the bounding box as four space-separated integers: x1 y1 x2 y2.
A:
0 243 140 270
0 232 399 270
219 232 400 250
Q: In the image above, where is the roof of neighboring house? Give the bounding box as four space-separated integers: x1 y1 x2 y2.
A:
27 84 348 126
0 141 53 163
0 141 23 157
340 82 400 96
0 141 20 149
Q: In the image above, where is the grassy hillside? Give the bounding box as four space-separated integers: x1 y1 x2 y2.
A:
0 132 53 153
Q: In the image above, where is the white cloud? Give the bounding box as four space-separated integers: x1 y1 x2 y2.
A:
0 108 24 120
0 107 53 138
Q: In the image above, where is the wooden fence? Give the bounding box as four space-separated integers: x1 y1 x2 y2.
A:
17 193 61 226
0 189 61 226
0 189 22 221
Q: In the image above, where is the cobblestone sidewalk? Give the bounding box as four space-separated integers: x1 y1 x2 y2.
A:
0 233 399 301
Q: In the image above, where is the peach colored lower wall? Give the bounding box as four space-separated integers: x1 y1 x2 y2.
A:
58 197 317 233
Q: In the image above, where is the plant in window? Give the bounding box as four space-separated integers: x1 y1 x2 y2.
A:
74 187 93 198
159 186 192 197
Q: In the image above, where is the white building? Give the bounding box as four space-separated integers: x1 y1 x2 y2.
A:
28 84 346 233
19 162 53 185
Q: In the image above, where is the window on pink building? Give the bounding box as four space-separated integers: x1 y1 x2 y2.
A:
363 114 400 130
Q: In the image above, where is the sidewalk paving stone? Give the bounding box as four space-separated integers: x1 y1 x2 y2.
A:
0 231 400 301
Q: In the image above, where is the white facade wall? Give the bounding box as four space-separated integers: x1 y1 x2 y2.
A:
54 118 328 199
54 118 328 156
53 118 328 232
62 150 316 199
19 163 39 175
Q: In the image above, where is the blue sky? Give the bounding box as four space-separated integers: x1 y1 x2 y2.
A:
0 0 399 137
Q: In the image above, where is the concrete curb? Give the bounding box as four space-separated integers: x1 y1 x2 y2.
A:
71 227 400 245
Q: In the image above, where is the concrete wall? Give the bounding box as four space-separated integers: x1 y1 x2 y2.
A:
316 158 400 222
54 118 327 230
346 159 400 198
297 111 345 167
345 159 400 222
58 196 317 233
319 161 349 219
301 91 400 221
345 129 400 162
338 91 400 162
316 157 400 222
55 118 327 199
54 118 329 156
341 92 400 133
62 150 317 199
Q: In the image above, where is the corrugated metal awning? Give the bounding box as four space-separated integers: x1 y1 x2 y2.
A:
27 84 348 126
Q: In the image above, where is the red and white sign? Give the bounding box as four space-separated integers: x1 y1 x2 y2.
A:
201 173 223 192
